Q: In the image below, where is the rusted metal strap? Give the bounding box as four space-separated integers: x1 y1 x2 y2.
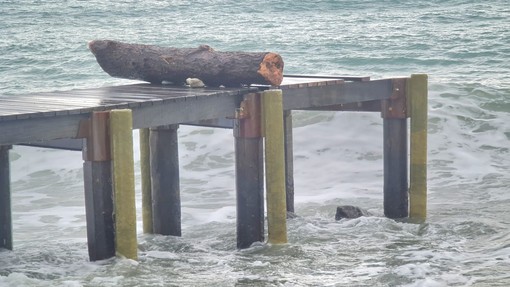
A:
233 93 262 138
79 111 111 161
381 78 408 119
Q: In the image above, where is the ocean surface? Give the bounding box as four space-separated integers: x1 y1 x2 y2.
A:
1 0 509 286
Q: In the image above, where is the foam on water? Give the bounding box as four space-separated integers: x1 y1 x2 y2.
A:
1 0 510 286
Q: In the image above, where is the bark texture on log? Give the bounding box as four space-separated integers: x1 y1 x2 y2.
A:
88 40 284 87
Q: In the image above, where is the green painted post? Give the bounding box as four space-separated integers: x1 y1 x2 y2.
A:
261 89 288 244
110 109 138 260
409 74 428 220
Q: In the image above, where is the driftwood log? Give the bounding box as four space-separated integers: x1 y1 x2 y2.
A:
88 40 284 87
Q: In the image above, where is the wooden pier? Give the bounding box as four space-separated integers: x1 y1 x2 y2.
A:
0 75 428 261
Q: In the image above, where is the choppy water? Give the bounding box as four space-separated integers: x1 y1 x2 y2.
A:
1 0 509 286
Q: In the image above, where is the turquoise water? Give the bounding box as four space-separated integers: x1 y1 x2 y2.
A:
1 0 509 286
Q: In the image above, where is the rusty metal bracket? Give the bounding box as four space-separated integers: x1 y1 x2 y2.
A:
381 78 408 119
80 111 111 162
233 93 262 138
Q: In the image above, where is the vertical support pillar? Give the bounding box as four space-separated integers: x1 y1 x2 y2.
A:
409 74 428 220
234 93 264 249
261 89 288 244
0 145 13 250
381 79 409 219
150 124 181 236
139 128 153 233
283 110 295 215
383 119 408 218
110 109 137 260
82 111 115 261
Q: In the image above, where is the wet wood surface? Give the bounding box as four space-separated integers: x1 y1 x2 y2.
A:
0 76 394 146
89 40 284 87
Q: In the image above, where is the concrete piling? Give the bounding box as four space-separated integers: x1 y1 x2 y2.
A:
82 111 115 261
234 93 265 248
150 125 181 236
0 145 12 251
381 79 409 219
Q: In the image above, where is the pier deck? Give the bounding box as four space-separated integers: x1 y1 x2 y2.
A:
0 75 386 146
0 75 428 261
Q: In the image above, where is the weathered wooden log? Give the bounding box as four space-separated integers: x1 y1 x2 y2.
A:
88 40 284 87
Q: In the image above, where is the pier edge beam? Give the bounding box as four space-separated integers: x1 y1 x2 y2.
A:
110 109 138 260
381 79 409 219
409 74 428 220
283 110 295 215
262 89 288 244
150 124 181 236
0 145 13 250
234 93 265 249
81 111 115 261
139 128 153 233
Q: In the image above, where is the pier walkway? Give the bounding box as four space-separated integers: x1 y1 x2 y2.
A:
0 75 428 261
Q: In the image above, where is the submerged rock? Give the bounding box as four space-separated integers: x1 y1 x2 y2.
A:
335 205 370 220
287 211 298 219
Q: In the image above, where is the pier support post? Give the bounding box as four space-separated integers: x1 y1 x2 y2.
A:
262 89 288 244
409 74 428 220
150 124 181 236
82 111 115 261
234 93 264 249
0 145 12 250
139 128 153 233
283 110 295 215
381 79 409 219
110 109 137 260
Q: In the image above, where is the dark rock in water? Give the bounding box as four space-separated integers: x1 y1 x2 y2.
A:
335 205 370 220
287 211 298 219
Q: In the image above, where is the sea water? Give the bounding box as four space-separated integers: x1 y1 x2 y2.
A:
0 0 509 286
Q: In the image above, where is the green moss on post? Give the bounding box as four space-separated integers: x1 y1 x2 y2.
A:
409 74 428 220
110 109 138 260
139 128 153 234
262 89 288 244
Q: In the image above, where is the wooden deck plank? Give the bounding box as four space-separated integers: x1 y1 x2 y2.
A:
0 96 103 109
283 74 371 81
0 76 397 145
28 91 165 103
